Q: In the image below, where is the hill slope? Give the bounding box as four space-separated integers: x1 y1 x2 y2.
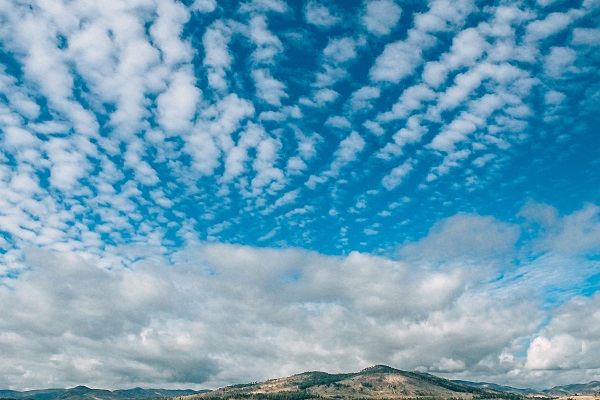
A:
452 381 541 396
543 381 600 396
187 365 516 400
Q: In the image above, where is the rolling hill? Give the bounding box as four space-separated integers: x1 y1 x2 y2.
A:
184 365 519 400
2 367 598 400
542 381 600 397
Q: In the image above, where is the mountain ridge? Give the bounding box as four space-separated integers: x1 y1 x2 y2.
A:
2 367 599 400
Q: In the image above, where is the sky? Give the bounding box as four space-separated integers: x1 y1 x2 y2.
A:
0 0 599 392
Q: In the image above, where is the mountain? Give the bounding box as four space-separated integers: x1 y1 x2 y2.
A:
542 381 600 396
2 370 598 400
0 389 66 400
0 386 204 400
184 365 518 400
452 381 541 396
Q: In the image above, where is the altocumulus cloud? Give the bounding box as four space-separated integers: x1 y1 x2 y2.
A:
0 0 599 392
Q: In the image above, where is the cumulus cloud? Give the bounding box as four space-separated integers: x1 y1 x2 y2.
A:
370 30 436 83
382 159 414 190
0 243 543 389
157 67 201 133
362 0 402 36
252 69 288 106
304 0 341 28
524 293 600 385
202 20 233 92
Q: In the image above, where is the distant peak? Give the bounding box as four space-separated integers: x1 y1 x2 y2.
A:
360 365 402 374
70 385 92 391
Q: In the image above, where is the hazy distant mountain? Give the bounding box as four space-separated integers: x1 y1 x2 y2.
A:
0 386 204 400
452 380 542 396
184 365 515 400
0 389 66 400
542 381 600 396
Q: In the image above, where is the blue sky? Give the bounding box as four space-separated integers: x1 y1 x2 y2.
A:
0 0 599 392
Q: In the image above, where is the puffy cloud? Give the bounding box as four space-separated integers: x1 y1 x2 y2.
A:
544 46 577 78
239 0 290 14
362 0 402 36
157 67 201 133
348 86 381 113
252 69 288 106
249 15 284 65
202 21 233 92
323 37 360 63
381 159 414 190
304 0 341 28
370 30 436 83
571 27 600 46
0 243 543 389
378 84 436 122
525 293 600 385
377 115 428 159
191 0 217 13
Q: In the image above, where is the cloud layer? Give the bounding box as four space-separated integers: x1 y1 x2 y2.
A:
0 207 599 390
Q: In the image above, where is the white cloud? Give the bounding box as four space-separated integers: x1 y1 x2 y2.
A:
304 0 341 28
203 21 233 92
0 243 545 389
323 37 359 63
521 203 600 256
526 293 600 377
362 0 402 36
191 0 217 13
313 88 339 105
249 15 284 65
45 138 91 192
327 131 366 174
186 94 255 175
150 0 192 66
413 0 475 33
157 67 201 133
571 27 600 46
428 112 480 153
251 135 286 195
348 86 381 113
382 159 414 190
398 213 520 264
370 30 436 83
444 27 487 69
378 84 436 122
525 12 576 42
422 61 449 88
325 115 352 129
252 69 288 106
0 0 598 389
378 115 428 159
239 0 289 14
306 132 366 189
544 46 577 78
